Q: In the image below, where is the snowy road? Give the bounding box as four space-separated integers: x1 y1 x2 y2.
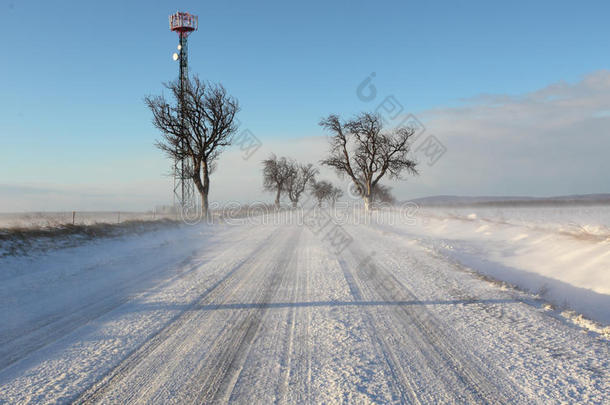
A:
0 218 608 403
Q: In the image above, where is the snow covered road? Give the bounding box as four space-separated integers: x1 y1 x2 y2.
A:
0 218 608 403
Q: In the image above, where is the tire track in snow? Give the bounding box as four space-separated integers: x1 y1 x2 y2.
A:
0 253 207 371
345 240 528 404
0 226 259 371
109 228 289 404
75 229 281 404
274 246 301 404
195 227 302 403
355 223 609 402
284 239 314 404
336 257 422 404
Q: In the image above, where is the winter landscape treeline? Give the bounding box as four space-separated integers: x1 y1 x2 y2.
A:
259 111 419 210
146 75 420 216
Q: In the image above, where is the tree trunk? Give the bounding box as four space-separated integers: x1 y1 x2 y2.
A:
201 162 210 218
364 178 373 211
192 160 210 220
364 194 372 211
291 200 297 208
275 186 281 209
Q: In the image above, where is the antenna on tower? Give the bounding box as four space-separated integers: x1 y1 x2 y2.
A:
169 11 198 214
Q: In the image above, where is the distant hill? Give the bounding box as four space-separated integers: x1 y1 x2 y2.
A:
407 194 610 207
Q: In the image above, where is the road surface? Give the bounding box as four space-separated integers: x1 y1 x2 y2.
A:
0 216 608 403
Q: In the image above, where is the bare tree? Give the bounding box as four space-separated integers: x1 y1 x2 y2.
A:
328 184 343 208
285 161 318 208
310 180 342 208
319 112 417 210
262 154 293 208
146 76 239 218
310 180 333 207
373 183 396 204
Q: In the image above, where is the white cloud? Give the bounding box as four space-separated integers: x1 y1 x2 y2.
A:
400 70 610 198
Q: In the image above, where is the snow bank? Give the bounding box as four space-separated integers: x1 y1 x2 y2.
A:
374 205 610 325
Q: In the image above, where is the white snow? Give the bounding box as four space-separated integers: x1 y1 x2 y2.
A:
0 211 176 229
372 204 610 325
0 209 608 403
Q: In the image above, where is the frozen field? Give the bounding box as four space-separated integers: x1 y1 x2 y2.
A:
396 204 610 326
0 207 608 403
0 211 175 229
418 204 610 240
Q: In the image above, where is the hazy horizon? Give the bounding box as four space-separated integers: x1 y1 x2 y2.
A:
2 1 609 211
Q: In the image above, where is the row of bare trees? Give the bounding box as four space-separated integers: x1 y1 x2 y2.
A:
147 75 419 216
262 155 319 208
310 180 343 208
262 155 348 209
262 112 417 210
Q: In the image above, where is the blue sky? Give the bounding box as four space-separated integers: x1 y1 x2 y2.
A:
1 0 610 211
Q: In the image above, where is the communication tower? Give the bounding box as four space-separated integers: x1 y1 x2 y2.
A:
169 11 198 211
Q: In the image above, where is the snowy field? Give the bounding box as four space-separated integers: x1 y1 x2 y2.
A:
399 204 610 326
0 211 175 229
0 207 608 403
